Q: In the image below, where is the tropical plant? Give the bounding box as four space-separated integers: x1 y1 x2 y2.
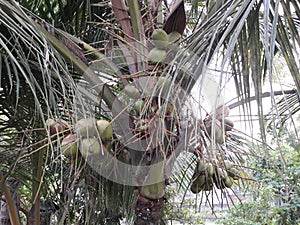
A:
0 0 299 224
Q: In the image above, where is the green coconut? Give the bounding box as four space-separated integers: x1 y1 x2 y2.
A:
168 31 181 43
118 149 131 164
224 176 234 188
61 134 78 158
75 118 98 138
140 182 165 200
202 177 214 191
156 77 172 98
96 120 113 142
152 29 169 49
207 163 214 176
103 141 112 152
190 174 206 194
80 137 101 158
227 167 240 180
197 160 207 173
147 48 166 64
221 118 234 131
215 167 227 179
224 160 234 170
205 120 225 144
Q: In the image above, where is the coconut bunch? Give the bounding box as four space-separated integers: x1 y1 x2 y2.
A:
148 28 181 64
117 79 180 200
120 77 178 140
190 157 248 193
46 117 113 159
131 99 177 140
75 118 113 158
189 105 251 194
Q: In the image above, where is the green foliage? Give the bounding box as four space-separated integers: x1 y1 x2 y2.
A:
254 144 300 224
218 142 300 225
217 188 274 225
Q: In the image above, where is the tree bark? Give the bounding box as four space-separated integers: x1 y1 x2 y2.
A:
134 194 164 225
0 198 11 225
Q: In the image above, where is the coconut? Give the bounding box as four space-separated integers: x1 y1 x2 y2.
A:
190 174 206 193
61 134 78 158
156 103 176 120
140 182 165 200
207 163 214 176
197 160 207 173
222 118 234 131
214 176 226 189
224 176 234 188
227 168 240 180
103 141 112 152
96 120 113 142
215 167 227 179
75 118 98 138
205 120 225 144
165 103 177 120
202 177 214 191
46 118 57 136
147 48 166 64
118 149 131 164
216 104 230 119
138 76 158 97
168 31 181 43
80 137 101 158
152 29 169 49
46 118 70 136
123 85 140 99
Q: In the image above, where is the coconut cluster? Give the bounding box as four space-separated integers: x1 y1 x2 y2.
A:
75 118 113 158
120 77 177 139
203 105 234 144
45 118 77 157
148 29 181 64
45 118 113 159
188 105 248 194
190 158 247 193
114 78 180 200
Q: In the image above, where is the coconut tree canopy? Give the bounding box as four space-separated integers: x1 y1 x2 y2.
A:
0 0 299 224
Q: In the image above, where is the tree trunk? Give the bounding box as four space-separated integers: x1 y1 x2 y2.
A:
134 194 164 225
0 199 11 225
0 177 21 225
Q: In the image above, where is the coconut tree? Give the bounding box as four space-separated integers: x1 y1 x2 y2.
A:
0 0 299 224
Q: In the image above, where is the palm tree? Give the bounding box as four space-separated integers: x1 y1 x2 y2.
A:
0 0 299 224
